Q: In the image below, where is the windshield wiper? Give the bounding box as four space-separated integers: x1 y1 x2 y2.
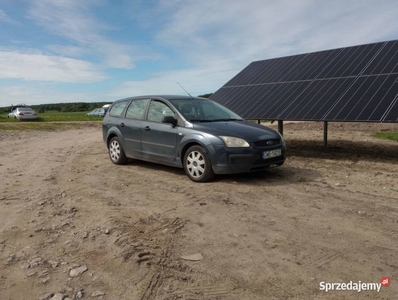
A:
211 118 243 122
189 118 243 122
189 119 214 122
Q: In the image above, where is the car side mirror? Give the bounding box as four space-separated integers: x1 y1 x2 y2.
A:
161 115 177 126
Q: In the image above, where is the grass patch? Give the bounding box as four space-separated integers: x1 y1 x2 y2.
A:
373 132 398 142
299 176 307 182
0 122 100 131
0 110 103 122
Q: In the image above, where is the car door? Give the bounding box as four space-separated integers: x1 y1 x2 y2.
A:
121 99 150 158
141 100 178 164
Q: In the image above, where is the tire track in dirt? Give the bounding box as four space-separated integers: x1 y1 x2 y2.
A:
53 139 240 299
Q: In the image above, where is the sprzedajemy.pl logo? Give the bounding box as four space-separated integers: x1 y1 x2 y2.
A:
319 277 390 293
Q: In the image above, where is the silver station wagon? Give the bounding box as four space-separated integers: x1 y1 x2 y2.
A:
102 95 286 182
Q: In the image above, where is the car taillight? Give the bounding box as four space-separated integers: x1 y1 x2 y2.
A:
18 113 24 116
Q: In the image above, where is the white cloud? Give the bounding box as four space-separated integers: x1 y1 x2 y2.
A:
28 0 135 69
0 65 232 108
113 64 240 99
153 0 398 66
0 50 106 83
0 84 105 107
47 45 85 58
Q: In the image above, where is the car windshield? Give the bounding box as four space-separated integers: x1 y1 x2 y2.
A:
169 98 243 122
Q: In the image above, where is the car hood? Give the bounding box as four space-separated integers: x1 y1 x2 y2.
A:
191 120 280 141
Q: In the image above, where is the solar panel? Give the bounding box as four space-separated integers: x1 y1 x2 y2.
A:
210 40 398 123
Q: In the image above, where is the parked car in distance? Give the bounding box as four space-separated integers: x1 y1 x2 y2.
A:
87 108 106 117
8 107 38 120
102 95 286 182
102 104 111 115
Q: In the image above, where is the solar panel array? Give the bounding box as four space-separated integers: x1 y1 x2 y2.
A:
210 40 398 122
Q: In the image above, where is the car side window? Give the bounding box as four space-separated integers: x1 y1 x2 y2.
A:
126 99 149 120
147 100 174 123
109 101 129 117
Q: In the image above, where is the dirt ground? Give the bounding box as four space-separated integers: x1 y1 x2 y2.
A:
0 121 397 300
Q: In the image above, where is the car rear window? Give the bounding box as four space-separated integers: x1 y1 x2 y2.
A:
19 108 34 111
109 101 129 117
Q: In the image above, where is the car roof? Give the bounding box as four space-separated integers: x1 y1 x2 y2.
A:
113 95 208 103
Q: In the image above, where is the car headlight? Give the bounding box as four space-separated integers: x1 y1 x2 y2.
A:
219 136 250 148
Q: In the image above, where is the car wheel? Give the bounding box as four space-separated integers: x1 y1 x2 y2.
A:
108 137 128 165
183 145 215 182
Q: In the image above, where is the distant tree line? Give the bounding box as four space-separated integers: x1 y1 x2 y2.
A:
0 93 213 114
0 102 111 114
32 102 112 113
198 93 213 98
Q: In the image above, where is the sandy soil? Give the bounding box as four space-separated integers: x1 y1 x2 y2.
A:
0 121 397 300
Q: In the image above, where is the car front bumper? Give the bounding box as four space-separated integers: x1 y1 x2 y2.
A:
210 144 286 174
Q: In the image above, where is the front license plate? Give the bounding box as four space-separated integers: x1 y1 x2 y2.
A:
262 148 281 159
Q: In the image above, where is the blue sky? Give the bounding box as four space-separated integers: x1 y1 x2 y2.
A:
1 0 398 107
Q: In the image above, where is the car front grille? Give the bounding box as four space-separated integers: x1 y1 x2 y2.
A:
254 139 281 148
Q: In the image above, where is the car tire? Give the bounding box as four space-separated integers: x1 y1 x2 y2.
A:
108 137 128 165
183 145 215 182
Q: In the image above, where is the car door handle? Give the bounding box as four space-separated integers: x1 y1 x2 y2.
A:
120 123 125 127
144 126 151 131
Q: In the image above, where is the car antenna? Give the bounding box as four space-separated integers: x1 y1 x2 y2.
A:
176 82 193 98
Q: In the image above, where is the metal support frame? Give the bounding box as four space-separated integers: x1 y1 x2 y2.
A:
264 119 329 147
324 121 328 148
257 119 261 124
278 120 283 136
